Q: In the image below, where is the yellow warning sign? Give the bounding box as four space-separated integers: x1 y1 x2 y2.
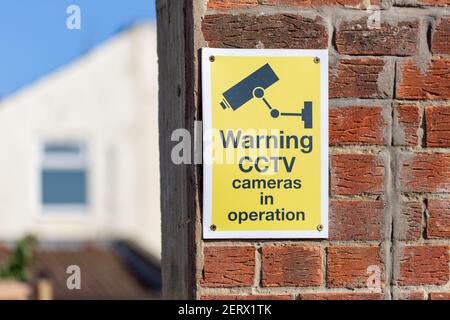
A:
202 49 328 239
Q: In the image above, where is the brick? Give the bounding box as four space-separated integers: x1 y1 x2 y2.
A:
330 58 391 98
395 290 426 300
430 292 450 300
202 246 255 287
299 292 383 300
201 294 293 300
261 0 380 8
329 200 383 241
207 0 258 9
336 18 418 56
396 58 450 100
261 246 322 287
400 153 450 193
427 200 450 239
327 246 384 288
426 106 450 147
331 154 384 195
393 104 421 146
417 0 450 6
396 201 423 241
432 16 450 54
202 14 328 49
329 106 386 145
397 245 449 286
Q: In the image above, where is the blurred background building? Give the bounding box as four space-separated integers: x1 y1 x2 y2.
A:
0 1 161 299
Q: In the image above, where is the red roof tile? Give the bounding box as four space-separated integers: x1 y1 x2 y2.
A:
1 245 158 300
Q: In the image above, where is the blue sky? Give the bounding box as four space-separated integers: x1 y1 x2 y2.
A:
0 0 156 97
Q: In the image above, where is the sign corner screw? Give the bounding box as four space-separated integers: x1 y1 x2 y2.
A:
314 57 320 64
317 224 323 232
210 224 217 231
209 56 215 62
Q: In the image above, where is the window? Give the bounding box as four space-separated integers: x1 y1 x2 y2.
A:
41 142 88 209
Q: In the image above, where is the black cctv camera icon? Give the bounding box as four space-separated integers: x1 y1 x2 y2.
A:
220 63 313 129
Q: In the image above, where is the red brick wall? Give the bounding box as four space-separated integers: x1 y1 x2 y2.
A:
196 0 450 300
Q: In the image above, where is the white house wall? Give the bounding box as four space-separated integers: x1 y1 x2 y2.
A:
0 23 161 257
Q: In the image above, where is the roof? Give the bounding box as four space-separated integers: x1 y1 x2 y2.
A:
0 244 159 300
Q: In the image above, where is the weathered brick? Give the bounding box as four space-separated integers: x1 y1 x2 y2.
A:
331 154 384 195
330 58 391 98
336 18 418 56
261 0 380 8
430 292 450 300
395 290 426 300
202 14 328 49
432 16 450 54
397 245 449 286
327 246 384 288
426 106 450 147
261 246 322 287
393 104 421 146
208 0 258 9
202 246 255 287
329 200 383 241
417 0 450 6
427 200 450 239
299 292 383 300
396 58 450 100
201 294 293 300
400 153 450 193
329 106 386 145
396 201 423 241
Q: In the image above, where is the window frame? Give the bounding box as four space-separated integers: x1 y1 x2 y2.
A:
39 140 90 214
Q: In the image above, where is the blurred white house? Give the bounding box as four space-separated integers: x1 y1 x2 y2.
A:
0 23 160 258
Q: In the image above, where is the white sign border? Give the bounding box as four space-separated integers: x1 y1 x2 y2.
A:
202 48 329 239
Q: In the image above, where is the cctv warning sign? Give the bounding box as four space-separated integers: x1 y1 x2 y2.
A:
202 48 328 239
